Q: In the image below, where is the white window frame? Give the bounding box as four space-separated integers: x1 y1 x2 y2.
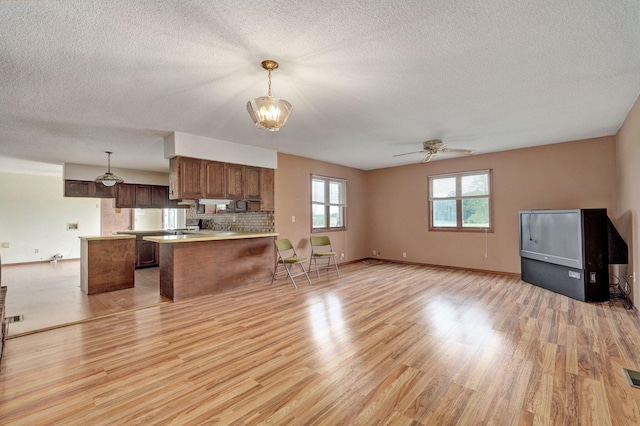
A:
311 175 347 232
428 169 493 232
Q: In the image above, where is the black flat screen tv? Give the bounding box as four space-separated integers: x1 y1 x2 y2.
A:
519 209 583 269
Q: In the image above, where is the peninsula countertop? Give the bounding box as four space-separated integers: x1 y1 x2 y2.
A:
79 235 137 241
142 231 279 244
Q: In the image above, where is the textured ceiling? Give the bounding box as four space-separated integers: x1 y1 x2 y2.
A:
1 1 639 173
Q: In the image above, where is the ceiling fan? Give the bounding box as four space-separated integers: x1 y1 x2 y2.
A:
393 139 474 163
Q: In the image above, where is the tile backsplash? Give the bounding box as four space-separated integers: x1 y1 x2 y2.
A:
186 205 274 232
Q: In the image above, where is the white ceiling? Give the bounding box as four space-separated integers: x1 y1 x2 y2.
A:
1 1 639 173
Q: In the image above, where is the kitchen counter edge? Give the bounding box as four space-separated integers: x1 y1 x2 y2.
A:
79 235 137 241
143 232 279 244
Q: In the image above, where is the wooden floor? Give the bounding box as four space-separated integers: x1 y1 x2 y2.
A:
2 261 640 424
2 260 169 336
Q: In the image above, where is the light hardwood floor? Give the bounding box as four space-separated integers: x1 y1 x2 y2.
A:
2 260 169 336
2 261 640 424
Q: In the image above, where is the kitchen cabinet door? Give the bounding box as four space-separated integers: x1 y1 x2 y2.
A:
248 168 274 212
179 157 204 199
150 185 168 208
64 180 115 198
135 185 153 208
260 168 274 211
115 184 136 208
136 240 157 268
226 164 245 199
92 182 116 198
244 166 262 201
65 180 91 197
203 161 226 199
151 185 183 208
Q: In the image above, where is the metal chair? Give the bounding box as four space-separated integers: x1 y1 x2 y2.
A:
271 239 311 288
309 236 340 278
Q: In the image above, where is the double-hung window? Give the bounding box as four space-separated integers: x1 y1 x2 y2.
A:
311 175 346 231
429 170 492 231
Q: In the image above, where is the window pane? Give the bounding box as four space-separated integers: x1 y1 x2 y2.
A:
312 204 326 228
329 181 343 204
432 177 456 198
461 174 489 196
432 200 457 227
312 179 325 202
462 197 489 228
329 206 343 227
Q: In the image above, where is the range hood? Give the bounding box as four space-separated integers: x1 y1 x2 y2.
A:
198 199 232 205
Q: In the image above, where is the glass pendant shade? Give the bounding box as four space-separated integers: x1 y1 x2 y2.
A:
95 152 124 186
247 60 292 131
247 96 292 131
94 172 123 187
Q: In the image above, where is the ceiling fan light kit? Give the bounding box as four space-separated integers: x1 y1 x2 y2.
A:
393 139 474 163
247 60 292 131
95 151 124 187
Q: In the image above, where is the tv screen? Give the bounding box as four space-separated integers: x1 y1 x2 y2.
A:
519 210 583 269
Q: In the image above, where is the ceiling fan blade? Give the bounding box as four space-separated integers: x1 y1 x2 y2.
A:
440 148 474 155
421 152 435 163
392 150 426 158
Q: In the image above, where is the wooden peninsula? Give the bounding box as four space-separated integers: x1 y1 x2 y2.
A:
79 235 136 295
143 232 278 301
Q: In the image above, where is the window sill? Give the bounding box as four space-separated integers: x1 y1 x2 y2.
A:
429 227 493 233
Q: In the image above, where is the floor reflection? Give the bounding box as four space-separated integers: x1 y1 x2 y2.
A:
307 293 351 355
425 297 501 351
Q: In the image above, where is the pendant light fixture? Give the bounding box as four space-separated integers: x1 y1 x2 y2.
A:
95 151 124 187
247 60 292 131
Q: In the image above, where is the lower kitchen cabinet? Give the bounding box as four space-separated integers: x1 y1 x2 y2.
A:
135 239 158 268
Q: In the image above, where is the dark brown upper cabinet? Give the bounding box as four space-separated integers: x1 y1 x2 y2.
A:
225 164 245 199
203 161 226 199
169 156 274 210
244 166 262 201
64 180 115 198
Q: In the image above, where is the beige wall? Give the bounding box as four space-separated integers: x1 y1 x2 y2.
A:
616 94 640 305
275 138 618 276
274 153 369 263
0 172 101 263
366 137 617 274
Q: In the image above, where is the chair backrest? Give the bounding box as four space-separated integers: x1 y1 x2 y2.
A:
275 238 294 252
310 236 331 248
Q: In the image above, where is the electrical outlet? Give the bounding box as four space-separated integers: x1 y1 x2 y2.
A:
34 248 39 253
1 242 9 248
403 252 407 258
372 249 376 256
340 253 345 260
292 216 296 223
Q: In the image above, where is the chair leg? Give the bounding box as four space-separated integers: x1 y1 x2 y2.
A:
314 257 320 279
300 263 311 283
284 264 298 289
272 262 285 286
332 256 340 277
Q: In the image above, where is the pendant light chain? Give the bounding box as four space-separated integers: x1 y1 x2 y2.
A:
267 69 272 97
